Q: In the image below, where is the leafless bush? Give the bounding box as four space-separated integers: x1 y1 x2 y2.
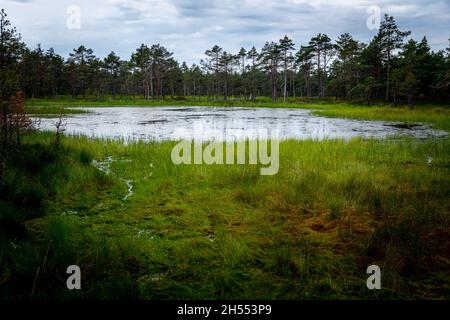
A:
54 109 67 148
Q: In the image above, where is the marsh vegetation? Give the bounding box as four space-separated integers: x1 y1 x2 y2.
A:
0 7 449 300
1 120 449 299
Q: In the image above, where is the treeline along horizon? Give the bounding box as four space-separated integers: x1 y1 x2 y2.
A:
2 9 449 105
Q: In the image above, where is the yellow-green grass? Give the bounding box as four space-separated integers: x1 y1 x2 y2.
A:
1 132 449 299
312 105 450 132
25 106 90 116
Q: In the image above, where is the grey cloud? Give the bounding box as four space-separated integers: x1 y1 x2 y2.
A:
1 0 448 63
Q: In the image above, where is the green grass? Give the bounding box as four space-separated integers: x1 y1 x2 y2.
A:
26 95 329 108
1 132 449 299
312 106 450 132
25 106 90 116
5 97 450 299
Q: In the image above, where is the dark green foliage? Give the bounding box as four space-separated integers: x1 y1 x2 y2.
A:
0 7 447 105
0 8 449 301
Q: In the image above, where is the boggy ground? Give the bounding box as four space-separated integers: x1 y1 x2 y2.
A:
1 130 449 299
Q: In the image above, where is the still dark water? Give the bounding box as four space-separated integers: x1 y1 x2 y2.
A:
36 107 447 141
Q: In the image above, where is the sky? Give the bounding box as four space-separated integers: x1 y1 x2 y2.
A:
2 0 450 64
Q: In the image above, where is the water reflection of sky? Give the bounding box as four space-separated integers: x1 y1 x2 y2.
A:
35 107 448 142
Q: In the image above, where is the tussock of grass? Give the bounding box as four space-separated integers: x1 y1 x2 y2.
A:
1 132 449 299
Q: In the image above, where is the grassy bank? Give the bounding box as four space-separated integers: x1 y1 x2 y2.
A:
25 106 90 116
1 132 449 299
312 106 450 132
25 96 333 108
25 97 450 131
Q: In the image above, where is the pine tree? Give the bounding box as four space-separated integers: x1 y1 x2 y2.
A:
279 36 295 102
219 52 234 101
205 45 223 99
131 44 152 99
309 34 332 98
104 51 121 97
260 42 281 101
67 45 97 97
246 47 259 100
295 45 314 97
335 33 361 98
378 14 411 102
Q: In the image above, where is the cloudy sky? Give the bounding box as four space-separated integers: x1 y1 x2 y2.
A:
3 0 450 63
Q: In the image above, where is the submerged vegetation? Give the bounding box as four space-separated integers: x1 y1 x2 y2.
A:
26 97 450 132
